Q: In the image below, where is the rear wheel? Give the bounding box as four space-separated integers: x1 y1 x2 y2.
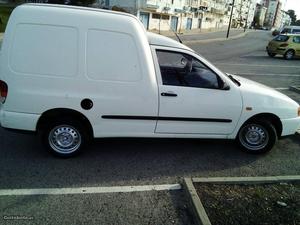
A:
284 50 295 60
267 51 276 57
41 119 88 157
237 121 277 154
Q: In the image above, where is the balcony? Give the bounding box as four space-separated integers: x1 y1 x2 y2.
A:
142 0 159 10
210 7 225 15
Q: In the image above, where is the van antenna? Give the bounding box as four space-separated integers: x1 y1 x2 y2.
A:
174 32 183 43
167 20 183 43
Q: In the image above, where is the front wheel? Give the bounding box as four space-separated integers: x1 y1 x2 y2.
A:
284 50 295 60
267 51 276 57
237 121 277 154
41 119 88 157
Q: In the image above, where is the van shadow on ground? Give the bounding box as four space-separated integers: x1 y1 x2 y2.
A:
0 128 299 189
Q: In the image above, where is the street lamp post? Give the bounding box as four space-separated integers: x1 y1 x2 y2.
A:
226 0 235 38
244 0 251 32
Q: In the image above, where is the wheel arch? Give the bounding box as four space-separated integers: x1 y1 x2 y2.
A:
239 113 282 138
36 108 94 138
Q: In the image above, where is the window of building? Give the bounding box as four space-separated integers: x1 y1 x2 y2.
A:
152 13 170 20
152 13 160 19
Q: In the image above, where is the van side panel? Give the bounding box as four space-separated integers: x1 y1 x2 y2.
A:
0 5 159 137
86 29 141 82
10 24 78 77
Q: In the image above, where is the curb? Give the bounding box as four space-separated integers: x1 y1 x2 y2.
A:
184 178 211 225
192 175 300 184
289 86 300 94
183 30 253 44
184 176 300 225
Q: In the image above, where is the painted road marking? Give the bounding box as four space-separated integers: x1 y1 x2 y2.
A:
274 88 289 90
216 63 300 68
0 184 182 196
235 73 300 77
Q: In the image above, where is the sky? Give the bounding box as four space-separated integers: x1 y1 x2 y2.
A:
283 0 300 19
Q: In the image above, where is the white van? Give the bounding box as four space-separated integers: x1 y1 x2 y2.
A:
0 4 300 157
281 26 300 34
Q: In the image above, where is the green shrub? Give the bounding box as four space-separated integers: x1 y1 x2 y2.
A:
0 5 15 33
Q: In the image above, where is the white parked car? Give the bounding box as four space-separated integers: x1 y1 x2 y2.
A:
0 4 300 157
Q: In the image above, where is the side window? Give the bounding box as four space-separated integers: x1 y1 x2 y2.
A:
292 29 300 34
156 50 220 89
293 36 300 43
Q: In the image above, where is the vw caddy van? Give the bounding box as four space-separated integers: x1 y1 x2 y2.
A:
0 4 300 157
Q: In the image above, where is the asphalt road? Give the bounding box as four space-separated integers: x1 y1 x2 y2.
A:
1 30 300 225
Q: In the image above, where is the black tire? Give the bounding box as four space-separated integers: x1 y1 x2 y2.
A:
237 121 277 154
267 51 276 57
41 118 88 158
284 50 295 60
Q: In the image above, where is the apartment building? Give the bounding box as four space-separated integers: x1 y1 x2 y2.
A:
100 0 228 32
263 0 281 28
96 0 256 31
280 10 291 28
254 3 268 27
261 0 291 29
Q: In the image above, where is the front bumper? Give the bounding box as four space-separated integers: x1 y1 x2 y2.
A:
281 117 300 136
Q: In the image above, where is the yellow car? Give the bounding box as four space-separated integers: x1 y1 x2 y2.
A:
266 34 300 60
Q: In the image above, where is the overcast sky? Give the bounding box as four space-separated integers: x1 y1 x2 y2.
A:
284 0 300 19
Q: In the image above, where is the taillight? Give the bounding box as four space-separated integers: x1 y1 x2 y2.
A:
279 43 289 47
0 80 8 103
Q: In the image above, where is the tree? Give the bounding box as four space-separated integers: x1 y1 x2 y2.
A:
295 20 300 26
287 10 297 25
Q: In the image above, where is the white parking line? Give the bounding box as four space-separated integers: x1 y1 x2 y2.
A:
235 73 300 77
274 88 289 90
216 63 300 68
0 184 182 196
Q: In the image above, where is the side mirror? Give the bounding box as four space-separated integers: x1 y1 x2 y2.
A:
222 82 230 90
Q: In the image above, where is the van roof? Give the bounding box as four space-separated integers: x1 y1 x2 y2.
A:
147 32 193 51
283 26 300 29
23 3 139 20
280 33 300 37
18 4 193 51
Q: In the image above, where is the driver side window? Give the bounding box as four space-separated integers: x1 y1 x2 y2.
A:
156 50 221 89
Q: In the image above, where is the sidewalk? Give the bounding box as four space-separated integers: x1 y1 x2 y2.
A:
151 28 255 44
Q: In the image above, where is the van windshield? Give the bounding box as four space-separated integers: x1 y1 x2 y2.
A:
281 28 291 34
273 35 289 42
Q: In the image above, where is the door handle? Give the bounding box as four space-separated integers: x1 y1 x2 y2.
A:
161 92 177 97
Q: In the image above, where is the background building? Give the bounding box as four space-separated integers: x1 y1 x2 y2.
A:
253 3 268 27
95 0 256 32
258 0 291 29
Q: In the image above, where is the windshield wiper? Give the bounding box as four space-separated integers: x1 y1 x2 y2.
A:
227 74 241 86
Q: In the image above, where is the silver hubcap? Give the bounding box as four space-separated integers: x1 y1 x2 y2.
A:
286 51 294 59
49 125 81 154
239 124 269 151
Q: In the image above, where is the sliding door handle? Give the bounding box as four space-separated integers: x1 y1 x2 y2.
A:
161 92 177 97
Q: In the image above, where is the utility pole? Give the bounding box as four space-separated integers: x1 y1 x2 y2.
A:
244 0 251 32
226 0 235 38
